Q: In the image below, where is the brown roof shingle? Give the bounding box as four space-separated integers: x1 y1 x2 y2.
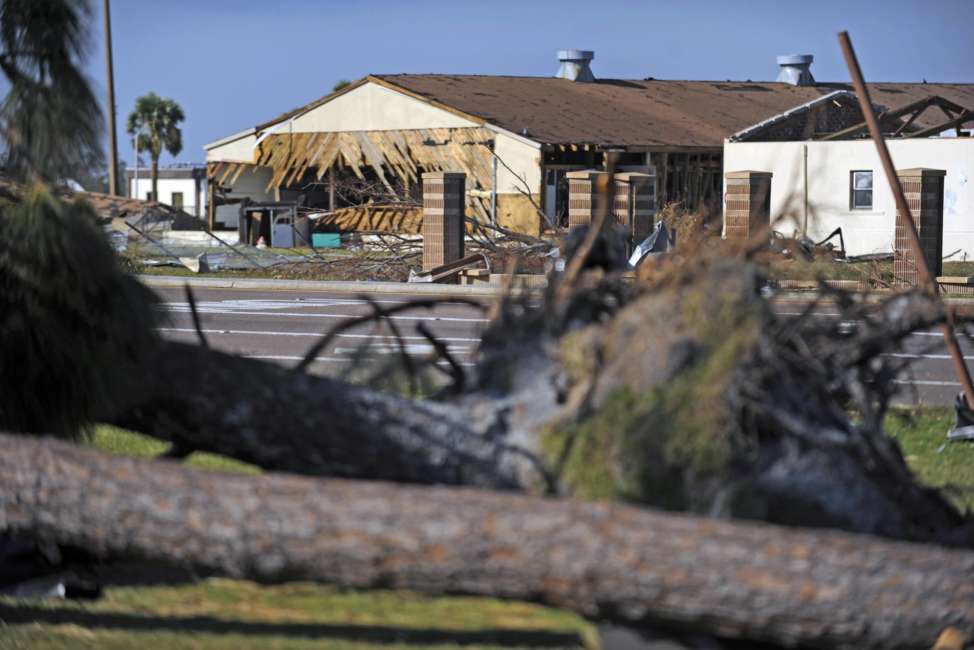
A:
370 74 974 148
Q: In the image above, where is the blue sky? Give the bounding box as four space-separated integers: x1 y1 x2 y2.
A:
86 0 974 166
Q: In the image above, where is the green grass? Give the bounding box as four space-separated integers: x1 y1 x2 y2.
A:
0 580 593 649
884 407 974 511
92 426 260 475
768 259 974 283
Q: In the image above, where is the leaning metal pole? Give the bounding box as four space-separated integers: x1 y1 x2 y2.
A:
839 31 974 409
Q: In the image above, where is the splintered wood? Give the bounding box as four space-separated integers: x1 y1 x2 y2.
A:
253 128 494 194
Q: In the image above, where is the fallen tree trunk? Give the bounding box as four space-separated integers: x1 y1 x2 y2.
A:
2 433 972 650
103 265 974 546
110 340 545 490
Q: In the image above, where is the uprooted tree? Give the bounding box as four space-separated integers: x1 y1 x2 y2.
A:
2 2 974 648
4 179 974 647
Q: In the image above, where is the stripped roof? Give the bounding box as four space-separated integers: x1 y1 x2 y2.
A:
259 74 974 149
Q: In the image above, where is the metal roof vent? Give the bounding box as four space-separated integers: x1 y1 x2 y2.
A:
556 49 595 82
776 54 815 86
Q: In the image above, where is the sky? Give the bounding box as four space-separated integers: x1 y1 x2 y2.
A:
85 0 974 167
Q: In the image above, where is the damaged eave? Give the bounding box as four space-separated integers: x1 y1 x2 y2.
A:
728 90 856 142
204 127 257 151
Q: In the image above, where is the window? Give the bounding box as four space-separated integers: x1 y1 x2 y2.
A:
850 171 873 210
171 192 184 210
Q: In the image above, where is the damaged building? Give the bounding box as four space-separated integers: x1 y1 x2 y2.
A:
724 84 974 258
203 50 974 238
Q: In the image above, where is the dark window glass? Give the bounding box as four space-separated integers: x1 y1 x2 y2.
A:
851 171 872 210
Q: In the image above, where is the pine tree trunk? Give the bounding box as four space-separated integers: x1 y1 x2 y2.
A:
2 432 972 649
108 340 545 489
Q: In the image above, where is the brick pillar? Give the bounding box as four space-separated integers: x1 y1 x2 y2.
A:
422 172 465 271
723 171 772 242
894 168 945 286
615 172 656 244
566 170 607 229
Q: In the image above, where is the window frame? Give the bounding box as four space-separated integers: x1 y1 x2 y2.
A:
849 170 873 211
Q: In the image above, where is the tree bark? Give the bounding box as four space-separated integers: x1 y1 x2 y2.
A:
109 340 546 490
2 433 972 649
150 154 158 203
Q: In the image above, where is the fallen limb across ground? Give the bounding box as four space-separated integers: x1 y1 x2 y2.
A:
2 433 972 649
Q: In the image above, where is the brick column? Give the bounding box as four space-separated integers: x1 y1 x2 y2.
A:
615 172 656 244
724 171 772 243
894 168 945 286
566 170 607 229
422 172 465 271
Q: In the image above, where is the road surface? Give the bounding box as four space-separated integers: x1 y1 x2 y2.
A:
152 286 968 407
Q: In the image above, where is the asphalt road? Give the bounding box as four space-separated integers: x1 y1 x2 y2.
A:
153 286 489 377
152 286 969 408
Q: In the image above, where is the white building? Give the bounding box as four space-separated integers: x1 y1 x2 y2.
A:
125 165 207 217
724 91 974 258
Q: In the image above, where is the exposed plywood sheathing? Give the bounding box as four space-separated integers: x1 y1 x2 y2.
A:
315 204 422 234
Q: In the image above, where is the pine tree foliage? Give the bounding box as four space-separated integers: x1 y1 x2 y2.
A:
0 183 160 438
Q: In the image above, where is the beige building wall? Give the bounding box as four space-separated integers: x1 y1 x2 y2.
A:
206 131 257 163
492 131 543 234
290 82 479 132
723 138 974 258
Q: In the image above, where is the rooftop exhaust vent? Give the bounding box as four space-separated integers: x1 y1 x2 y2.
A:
776 54 815 86
556 49 595 82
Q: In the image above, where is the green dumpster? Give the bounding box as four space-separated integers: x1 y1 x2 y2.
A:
312 233 342 248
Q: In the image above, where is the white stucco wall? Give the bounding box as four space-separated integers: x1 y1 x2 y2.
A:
128 176 202 216
289 82 479 133
723 138 974 258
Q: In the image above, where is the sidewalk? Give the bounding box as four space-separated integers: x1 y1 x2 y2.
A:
138 274 514 297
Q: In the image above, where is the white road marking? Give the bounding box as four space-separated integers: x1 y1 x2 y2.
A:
158 327 481 343
163 307 488 324
894 379 961 386
168 298 407 311
886 352 966 360
333 345 470 355
245 354 474 367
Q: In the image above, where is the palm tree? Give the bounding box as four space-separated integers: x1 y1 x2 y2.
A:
0 0 104 182
126 92 184 202
0 0 160 439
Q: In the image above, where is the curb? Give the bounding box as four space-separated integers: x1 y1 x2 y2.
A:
138 274 524 297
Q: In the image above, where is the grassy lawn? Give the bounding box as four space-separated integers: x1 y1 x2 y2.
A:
0 580 591 649
885 407 974 511
92 426 261 475
0 427 594 649
768 259 974 283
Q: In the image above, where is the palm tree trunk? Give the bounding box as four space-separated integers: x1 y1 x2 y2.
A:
151 155 158 203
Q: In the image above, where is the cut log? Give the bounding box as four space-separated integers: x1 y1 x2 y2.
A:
2 433 972 650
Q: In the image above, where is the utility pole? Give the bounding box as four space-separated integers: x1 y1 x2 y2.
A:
103 0 119 196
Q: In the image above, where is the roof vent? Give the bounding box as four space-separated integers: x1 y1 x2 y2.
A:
776 54 815 86
556 49 595 82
